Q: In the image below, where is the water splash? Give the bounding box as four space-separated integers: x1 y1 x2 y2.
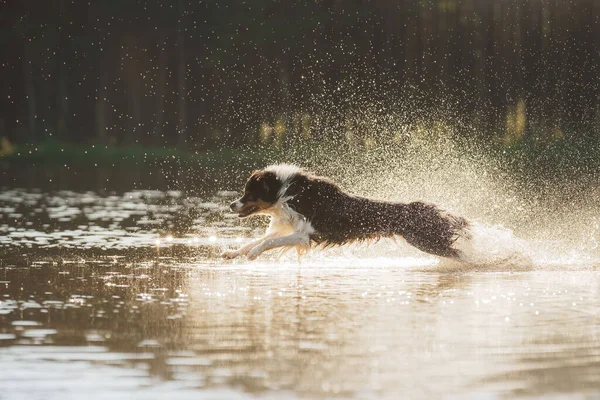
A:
454 223 532 270
277 119 600 270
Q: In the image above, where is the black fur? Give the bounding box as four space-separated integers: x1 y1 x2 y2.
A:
285 171 467 257
234 167 469 258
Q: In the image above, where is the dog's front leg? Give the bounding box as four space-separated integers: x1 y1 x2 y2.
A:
246 233 310 261
221 235 273 259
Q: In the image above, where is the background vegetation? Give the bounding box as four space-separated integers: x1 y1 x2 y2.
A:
0 0 598 163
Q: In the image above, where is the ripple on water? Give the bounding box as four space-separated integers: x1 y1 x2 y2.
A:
1 188 600 399
0 189 241 252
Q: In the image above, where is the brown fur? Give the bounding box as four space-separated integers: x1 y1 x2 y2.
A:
229 166 470 259
284 173 469 258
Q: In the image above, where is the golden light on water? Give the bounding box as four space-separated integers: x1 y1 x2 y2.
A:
152 235 231 246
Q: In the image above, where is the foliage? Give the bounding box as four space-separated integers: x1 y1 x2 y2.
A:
0 0 598 151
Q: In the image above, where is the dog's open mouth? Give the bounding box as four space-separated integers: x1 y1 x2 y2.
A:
237 205 260 218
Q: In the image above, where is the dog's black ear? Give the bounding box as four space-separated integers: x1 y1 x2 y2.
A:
252 174 270 193
286 177 305 197
260 177 269 193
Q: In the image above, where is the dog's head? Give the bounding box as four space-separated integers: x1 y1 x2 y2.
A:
230 169 282 218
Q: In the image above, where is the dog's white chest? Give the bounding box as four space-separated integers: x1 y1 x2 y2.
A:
265 202 314 238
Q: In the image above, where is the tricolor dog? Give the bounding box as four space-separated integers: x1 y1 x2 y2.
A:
222 165 469 260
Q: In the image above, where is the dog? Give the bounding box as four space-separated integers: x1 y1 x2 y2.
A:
221 164 469 261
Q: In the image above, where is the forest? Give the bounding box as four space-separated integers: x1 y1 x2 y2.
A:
0 0 598 153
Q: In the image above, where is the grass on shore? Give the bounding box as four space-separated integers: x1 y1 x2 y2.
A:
2 136 600 181
0 139 276 167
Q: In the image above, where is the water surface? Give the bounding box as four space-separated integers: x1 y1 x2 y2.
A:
1 188 599 399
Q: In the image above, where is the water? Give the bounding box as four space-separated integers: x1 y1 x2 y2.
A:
1 184 599 400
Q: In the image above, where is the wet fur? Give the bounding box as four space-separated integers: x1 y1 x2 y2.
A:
224 165 469 260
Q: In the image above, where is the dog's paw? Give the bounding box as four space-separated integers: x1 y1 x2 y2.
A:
221 250 240 259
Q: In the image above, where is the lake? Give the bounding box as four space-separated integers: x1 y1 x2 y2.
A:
1 178 599 399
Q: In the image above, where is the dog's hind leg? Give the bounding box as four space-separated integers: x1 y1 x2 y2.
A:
246 233 310 261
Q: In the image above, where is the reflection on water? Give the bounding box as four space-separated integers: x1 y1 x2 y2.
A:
1 189 600 399
0 188 252 258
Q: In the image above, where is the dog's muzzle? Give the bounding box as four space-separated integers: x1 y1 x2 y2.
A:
230 199 260 218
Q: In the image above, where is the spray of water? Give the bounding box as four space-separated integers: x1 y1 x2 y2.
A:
270 112 600 270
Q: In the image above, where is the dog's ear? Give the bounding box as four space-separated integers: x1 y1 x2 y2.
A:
286 178 305 197
253 175 270 193
260 177 270 193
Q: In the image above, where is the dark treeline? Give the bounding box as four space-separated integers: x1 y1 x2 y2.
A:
0 0 598 150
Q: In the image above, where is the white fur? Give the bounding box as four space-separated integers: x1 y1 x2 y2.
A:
265 164 302 183
222 175 315 260
252 199 314 259
221 233 276 259
230 200 244 213
265 164 302 198
264 199 314 238
247 232 309 260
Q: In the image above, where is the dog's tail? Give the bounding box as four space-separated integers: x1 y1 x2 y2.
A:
394 201 470 258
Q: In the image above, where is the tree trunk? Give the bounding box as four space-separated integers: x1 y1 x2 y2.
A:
56 0 68 140
95 67 107 143
155 33 167 146
22 39 36 141
176 0 187 148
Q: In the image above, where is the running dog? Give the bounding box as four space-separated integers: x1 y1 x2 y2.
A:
222 165 469 260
